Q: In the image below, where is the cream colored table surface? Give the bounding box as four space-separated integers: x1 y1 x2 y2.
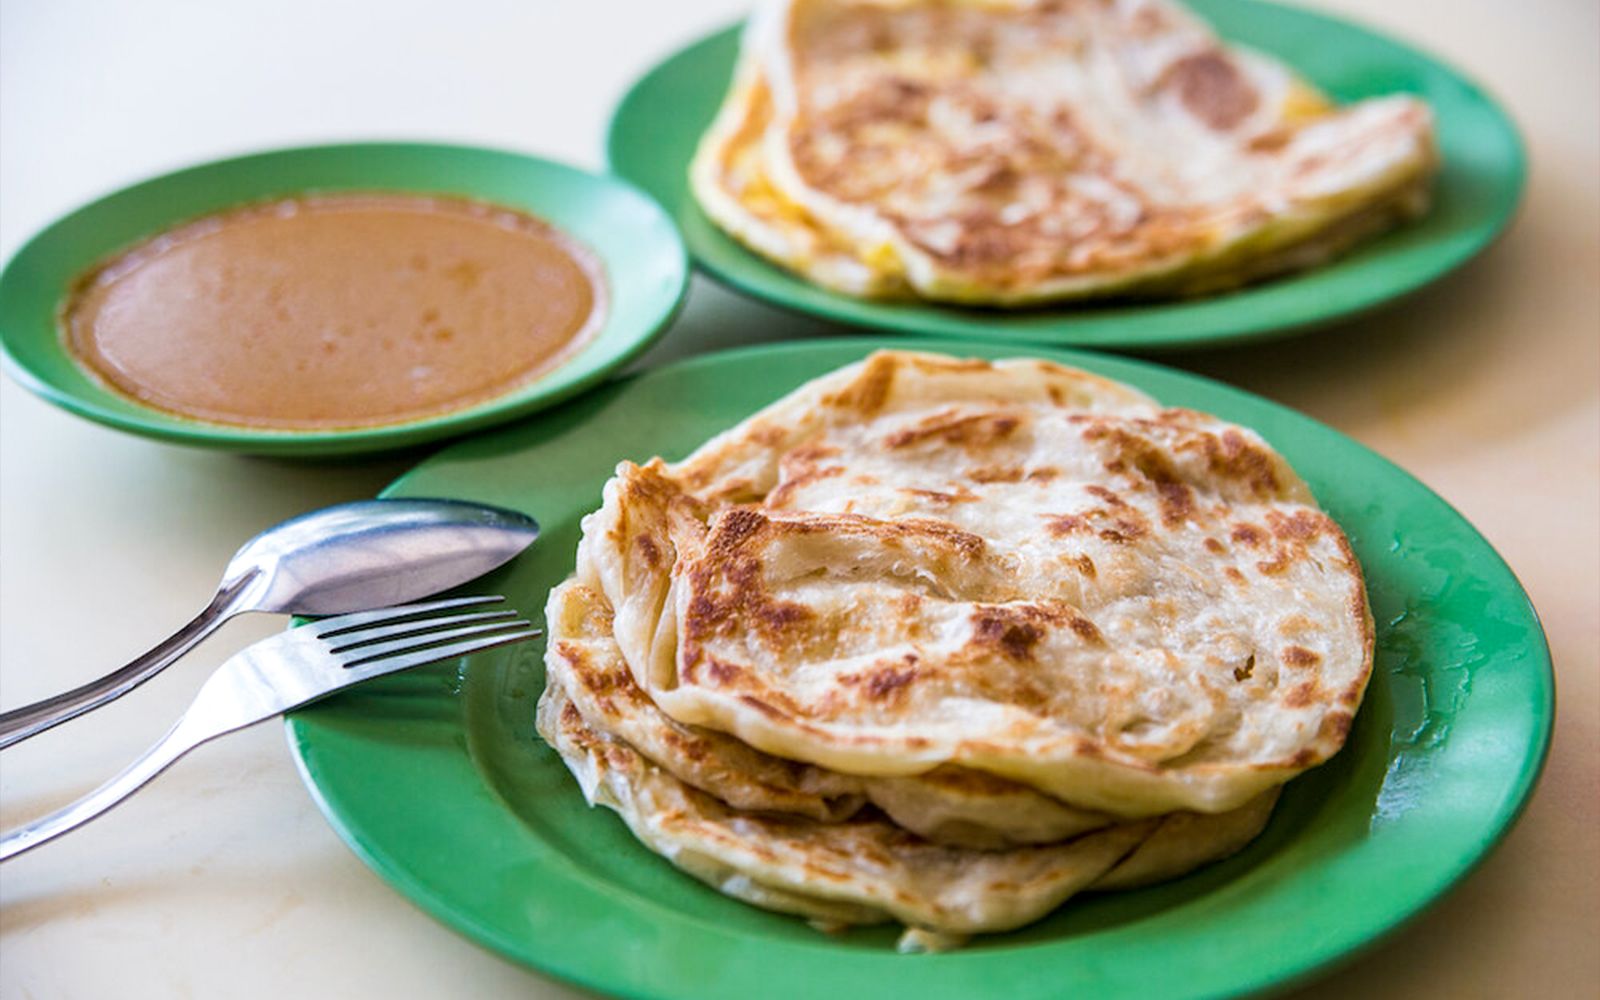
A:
1 1 1594 996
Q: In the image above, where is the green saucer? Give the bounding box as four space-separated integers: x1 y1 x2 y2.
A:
0 142 687 455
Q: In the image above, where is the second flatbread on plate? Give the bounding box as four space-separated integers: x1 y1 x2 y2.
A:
538 669 1279 947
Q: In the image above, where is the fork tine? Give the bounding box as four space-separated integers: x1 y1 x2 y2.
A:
342 628 542 681
339 619 536 667
311 595 505 638
325 609 519 652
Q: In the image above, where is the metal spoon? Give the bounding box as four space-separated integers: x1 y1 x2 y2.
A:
0 498 539 749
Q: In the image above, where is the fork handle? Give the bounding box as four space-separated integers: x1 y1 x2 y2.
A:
0 584 248 750
0 716 212 861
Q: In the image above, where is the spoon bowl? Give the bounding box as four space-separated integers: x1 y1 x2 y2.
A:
229 499 541 615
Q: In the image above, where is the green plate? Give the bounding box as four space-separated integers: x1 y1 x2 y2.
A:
287 338 1552 999
0 143 688 455
606 2 1524 350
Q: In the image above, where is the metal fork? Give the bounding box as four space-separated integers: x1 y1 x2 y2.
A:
0 595 538 862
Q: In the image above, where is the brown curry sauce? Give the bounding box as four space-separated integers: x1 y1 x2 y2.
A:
63 193 604 429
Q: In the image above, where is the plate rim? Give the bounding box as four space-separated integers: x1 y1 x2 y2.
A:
0 139 690 456
287 336 1554 1000
604 1 1527 351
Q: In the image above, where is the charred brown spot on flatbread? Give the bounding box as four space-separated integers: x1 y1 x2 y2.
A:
1281 645 1322 668
822 351 897 416
1044 492 1151 542
968 465 1025 484
1267 509 1328 541
1255 551 1293 576
739 693 791 721
1231 523 1267 546
971 607 1046 663
886 410 1023 451
1188 430 1283 497
839 660 922 704
1162 50 1259 130
900 486 980 504
634 533 663 569
1068 613 1105 644
1155 480 1195 527
1283 681 1320 708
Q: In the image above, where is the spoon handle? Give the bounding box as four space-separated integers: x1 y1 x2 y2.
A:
0 580 251 750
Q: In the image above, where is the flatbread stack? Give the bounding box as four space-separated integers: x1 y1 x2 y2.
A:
690 0 1437 304
537 350 1374 950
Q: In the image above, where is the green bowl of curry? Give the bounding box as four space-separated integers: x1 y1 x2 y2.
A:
0 142 688 455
